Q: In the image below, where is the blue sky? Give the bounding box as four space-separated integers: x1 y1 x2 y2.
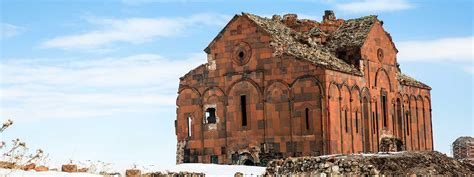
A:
1 0 472 169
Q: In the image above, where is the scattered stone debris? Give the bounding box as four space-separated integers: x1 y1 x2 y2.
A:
34 165 49 172
453 136 474 161
244 13 363 75
0 161 15 169
126 169 141 177
326 15 377 52
141 172 205 177
265 151 474 176
61 164 78 173
379 137 404 152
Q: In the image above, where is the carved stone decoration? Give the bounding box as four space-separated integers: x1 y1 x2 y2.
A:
232 42 252 65
377 48 384 62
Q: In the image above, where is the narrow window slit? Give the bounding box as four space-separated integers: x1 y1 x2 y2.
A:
240 95 247 126
305 108 310 130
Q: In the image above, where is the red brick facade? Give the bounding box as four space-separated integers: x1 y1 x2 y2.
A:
175 11 433 165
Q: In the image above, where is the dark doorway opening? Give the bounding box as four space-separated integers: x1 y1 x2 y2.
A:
243 159 255 166
205 108 216 124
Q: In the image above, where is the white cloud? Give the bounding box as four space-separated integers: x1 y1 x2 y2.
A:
0 53 205 122
40 13 229 50
336 0 413 13
397 36 474 62
463 66 474 74
1 23 25 39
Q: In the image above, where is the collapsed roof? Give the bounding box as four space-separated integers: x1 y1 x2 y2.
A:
202 12 430 89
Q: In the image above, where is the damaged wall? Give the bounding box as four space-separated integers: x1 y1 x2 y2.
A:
175 11 433 165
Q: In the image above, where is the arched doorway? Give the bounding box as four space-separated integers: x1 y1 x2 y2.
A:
238 153 255 166
243 159 255 166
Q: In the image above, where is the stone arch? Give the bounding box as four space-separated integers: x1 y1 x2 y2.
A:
226 79 263 131
201 87 226 134
416 95 426 150
375 67 392 91
265 80 290 102
177 87 202 141
351 85 362 102
290 75 324 99
340 83 352 153
328 82 341 99
395 93 404 140
291 75 323 137
424 96 432 150
409 95 419 150
202 86 226 102
361 88 371 153
238 152 255 166
177 86 201 106
340 82 352 100
226 78 263 102
328 81 341 154
264 80 291 137
361 87 370 99
351 85 362 153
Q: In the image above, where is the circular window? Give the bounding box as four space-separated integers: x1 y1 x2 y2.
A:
232 42 252 65
377 48 384 61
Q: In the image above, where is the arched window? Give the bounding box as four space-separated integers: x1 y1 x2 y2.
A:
405 112 410 135
396 98 403 137
355 111 359 133
372 112 376 134
240 95 247 126
381 92 387 127
345 109 348 133
305 108 310 130
187 115 192 138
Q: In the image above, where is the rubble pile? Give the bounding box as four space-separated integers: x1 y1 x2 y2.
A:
141 171 205 177
326 15 377 52
244 13 363 75
379 137 404 152
265 151 474 176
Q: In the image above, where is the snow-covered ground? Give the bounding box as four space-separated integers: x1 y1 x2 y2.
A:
148 163 266 177
0 164 266 177
0 169 104 177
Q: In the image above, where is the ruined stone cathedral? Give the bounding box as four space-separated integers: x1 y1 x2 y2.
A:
175 11 433 165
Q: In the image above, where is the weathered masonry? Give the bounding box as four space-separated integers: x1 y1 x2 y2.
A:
175 11 433 165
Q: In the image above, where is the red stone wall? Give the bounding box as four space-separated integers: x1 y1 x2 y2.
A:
176 15 433 165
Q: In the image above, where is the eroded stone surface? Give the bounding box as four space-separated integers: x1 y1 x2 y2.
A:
175 11 433 165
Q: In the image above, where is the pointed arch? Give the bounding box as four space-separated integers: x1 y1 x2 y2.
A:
351 85 362 102
328 81 341 154
424 95 432 150
409 95 419 150
375 67 392 91
328 82 341 99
